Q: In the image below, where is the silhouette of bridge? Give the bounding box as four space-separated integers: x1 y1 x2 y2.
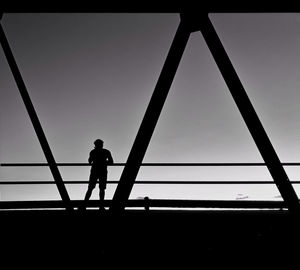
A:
1 162 300 210
2 162 300 210
1 9 300 267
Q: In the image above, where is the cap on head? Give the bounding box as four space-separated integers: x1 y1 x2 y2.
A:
94 139 104 147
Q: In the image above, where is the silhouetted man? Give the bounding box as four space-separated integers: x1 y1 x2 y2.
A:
83 139 113 210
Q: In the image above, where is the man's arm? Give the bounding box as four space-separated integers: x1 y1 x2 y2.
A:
107 151 114 165
88 151 93 165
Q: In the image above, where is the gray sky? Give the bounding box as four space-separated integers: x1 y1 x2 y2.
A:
1 13 300 201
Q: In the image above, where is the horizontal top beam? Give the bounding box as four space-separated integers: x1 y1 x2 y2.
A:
2 3 300 13
2 162 300 167
1 180 300 185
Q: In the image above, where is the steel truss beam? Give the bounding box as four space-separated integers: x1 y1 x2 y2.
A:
111 13 300 212
0 17 73 211
110 19 191 212
197 14 300 211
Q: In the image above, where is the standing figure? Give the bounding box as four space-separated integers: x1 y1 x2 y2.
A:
83 139 113 210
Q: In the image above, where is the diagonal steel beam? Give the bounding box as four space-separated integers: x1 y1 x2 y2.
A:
0 19 73 211
195 13 299 211
110 18 191 212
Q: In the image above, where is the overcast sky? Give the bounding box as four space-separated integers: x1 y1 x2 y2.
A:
1 13 300 202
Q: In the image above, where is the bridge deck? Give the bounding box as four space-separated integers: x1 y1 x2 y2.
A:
1 208 300 268
0 199 289 210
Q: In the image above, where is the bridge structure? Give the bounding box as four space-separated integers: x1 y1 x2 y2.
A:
1 9 300 267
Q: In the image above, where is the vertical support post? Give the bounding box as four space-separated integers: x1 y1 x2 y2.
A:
0 20 73 210
199 14 299 211
110 19 191 212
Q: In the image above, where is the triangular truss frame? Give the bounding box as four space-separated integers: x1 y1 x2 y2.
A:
1 13 299 212
110 13 300 212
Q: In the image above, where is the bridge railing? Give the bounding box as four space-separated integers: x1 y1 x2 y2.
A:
1 162 300 210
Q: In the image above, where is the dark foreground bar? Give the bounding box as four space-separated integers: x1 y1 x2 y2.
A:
0 199 289 210
1 209 300 268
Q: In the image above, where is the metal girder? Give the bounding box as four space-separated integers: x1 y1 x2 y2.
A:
110 19 191 212
197 14 300 212
2 3 300 13
0 21 73 211
111 13 300 212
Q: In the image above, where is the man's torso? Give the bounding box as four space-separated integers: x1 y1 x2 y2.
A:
90 148 111 170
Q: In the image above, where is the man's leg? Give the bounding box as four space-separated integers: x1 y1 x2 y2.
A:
85 171 96 201
99 188 105 210
84 186 94 201
99 173 107 210
80 171 96 210
78 186 94 210
99 188 105 201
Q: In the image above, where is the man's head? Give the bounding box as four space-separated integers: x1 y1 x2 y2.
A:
94 139 104 148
